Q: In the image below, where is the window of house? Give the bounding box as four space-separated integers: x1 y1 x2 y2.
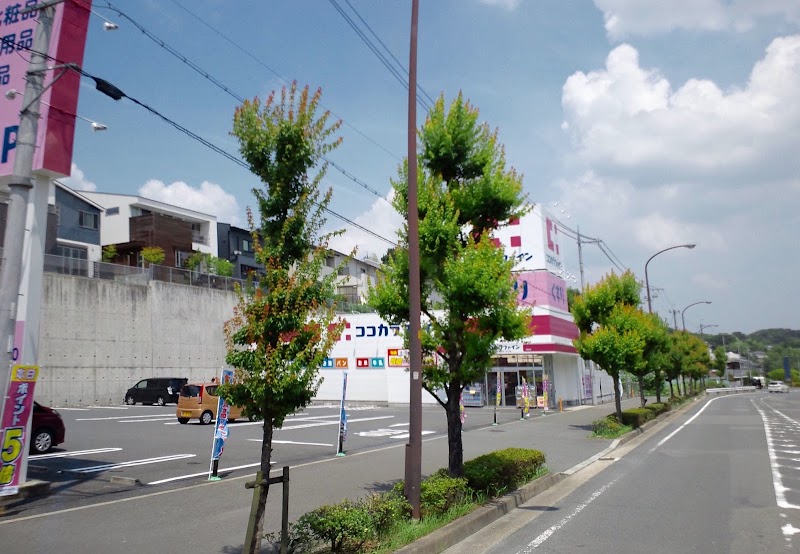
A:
175 250 192 269
78 211 99 229
106 207 119 215
54 205 60 226
242 238 252 253
55 245 88 259
325 256 336 268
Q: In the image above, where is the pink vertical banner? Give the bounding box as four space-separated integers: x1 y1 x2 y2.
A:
0 365 39 496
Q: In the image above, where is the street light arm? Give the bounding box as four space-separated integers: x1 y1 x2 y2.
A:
644 243 696 314
681 300 712 331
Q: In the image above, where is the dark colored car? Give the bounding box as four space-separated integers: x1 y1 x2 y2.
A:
124 377 188 406
30 402 66 454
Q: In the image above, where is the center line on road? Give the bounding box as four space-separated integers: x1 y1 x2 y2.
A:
517 476 620 552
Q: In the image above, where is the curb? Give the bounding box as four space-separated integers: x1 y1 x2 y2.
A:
396 395 704 553
0 479 50 503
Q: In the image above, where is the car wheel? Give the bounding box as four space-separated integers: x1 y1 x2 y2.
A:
125 395 136 405
31 429 54 454
177 418 189 424
200 411 213 425
156 396 166 406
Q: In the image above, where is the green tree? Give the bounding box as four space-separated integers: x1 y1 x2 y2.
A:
186 251 234 277
626 311 670 406
712 346 727 378
570 270 641 419
665 331 690 396
219 83 344 553
370 94 529 477
101 244 117 263
140 246 165 266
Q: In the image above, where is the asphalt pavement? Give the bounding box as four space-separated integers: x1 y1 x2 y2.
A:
0 396 643 552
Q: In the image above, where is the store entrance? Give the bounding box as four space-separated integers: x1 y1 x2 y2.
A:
503 371 519 406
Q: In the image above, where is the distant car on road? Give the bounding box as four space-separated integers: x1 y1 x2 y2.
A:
124 377 188 406
30 402 66 454
768 381 789 393
176 382 245 425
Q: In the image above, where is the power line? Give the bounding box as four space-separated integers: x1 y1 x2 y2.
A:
98 1 394 209
332 0 435 108
164 0 402 162
80 69 398 247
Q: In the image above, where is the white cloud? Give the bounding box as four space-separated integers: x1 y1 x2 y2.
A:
61 163 97 192
328 191 403 259
594 0 800 40
478 0 520 10
138 179 242 226
562 36 800 183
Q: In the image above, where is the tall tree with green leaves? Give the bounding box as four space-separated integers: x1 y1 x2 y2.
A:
219 83 344 553
370 93 530 477
622 310 670 407
666 331 692 396
570 270 641 419
712 345 728 379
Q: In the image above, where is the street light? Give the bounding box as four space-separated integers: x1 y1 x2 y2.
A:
699 323 718 340
681 301 712 330
644 244 696 313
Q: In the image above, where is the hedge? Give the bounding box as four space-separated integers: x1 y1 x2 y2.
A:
463 447 546 497
618 407 655 428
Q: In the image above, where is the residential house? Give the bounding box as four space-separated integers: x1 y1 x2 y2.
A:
217 223 262 279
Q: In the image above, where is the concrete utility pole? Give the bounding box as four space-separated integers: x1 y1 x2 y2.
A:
404 0 423 520
0 2 58 409
576 226 585 291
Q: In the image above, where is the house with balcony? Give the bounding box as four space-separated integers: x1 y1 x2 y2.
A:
217 222 262 279
322 250 381 306
81 191 217 269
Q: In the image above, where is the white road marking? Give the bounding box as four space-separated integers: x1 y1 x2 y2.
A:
256 440 334 447
649 396 721 453
389 423 409 427
782 523 800 536
32 447 122 459
77 414 174 421
89 406 131 410
147 462 264 485
117 417 177 423
66 454 195 474
279 415 394 431
752 399 800 510
517 476 620 552
389 431 435 440
56 408 91 411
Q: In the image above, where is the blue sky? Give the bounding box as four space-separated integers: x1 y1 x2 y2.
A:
62 0 800 335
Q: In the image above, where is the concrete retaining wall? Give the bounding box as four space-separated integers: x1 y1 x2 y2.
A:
38 273 236 406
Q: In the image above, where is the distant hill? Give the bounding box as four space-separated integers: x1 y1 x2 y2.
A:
704 328 800 372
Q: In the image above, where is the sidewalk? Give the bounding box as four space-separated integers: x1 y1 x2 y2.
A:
0 397 647 553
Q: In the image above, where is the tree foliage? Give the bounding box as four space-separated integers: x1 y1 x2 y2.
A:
140 246 165 266
186 251 234 277
219 83 344 554
712 346 727 377
369 93 529 477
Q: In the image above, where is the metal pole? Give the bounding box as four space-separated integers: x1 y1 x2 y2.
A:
281 466 289 554
576 226 585 291
672 309 679 330
405 0 423 520
0 4 56 417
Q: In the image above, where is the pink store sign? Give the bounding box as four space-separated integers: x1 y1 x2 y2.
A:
514 271 568 311
0 0 92 178
0 365 39 497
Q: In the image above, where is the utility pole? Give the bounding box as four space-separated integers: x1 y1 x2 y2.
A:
576 226 585 291
404 0 423 520
0 1 58 411
671 310 679 330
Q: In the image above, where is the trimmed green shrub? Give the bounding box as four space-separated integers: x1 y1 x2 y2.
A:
645 402 670 416
591 415 627 436
619 407 655 428
419 472 469 517
364 490 410 533
463 448 546 497
296 499 375 552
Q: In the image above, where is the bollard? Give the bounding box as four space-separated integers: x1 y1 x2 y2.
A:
559 397 563 412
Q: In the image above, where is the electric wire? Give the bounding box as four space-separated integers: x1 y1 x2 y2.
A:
335 0 435 108
97 1 394 207
164 0 402 162
76 68 398 247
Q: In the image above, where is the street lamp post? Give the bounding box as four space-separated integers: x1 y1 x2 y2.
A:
681 301 712 331
699 323 718 340
644 244 696 313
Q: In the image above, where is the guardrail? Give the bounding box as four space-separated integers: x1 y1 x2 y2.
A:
705 386 757 395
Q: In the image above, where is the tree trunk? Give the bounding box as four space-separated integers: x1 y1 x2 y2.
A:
681 375 687 395
638 376 646 408
655 371 663 403
613 375 623 421
446 392 464 477
668 380 674 398
246 419 274 554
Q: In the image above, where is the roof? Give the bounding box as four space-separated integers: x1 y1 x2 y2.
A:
53 181 106 211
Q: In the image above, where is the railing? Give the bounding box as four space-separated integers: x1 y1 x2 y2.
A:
705 386 757 395
150 264 242 292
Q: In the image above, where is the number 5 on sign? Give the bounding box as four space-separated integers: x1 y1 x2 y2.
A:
1 428 23 463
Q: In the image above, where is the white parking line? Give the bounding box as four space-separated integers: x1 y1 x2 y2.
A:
257 440 334 447
117 418 177 423
56 408 91 411
389 423 409 427
390 431 435 440
33 447 122 459
77 414 174 421
146 462 265 485
279 415 394 431
66 454 196 474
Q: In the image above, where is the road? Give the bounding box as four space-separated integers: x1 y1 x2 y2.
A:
447 391 800 554
0 397 639 552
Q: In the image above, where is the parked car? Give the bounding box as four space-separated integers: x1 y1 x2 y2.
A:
176 382 245 425
30 402 66 454
768 381 789 393
124 377 188 406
